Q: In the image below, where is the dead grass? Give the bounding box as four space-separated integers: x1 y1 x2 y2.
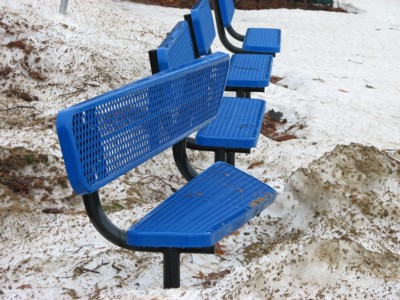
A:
0 146 75 213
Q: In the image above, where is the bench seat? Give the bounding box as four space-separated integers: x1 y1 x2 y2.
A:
227 54 273 88
243 28 281 54
127 161 276 248
196 97 265 148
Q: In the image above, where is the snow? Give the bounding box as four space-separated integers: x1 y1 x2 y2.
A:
0 0 399 299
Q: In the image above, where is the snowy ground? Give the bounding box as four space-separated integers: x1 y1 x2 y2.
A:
0 0 399 298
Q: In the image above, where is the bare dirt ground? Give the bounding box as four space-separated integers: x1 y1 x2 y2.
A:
127 0 347 11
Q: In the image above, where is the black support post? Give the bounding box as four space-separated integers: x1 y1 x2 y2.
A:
226 152 235 166
236 89 245 98
214 148 226 162
163 249 181 288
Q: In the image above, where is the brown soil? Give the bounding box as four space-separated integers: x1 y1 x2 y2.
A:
127 0 347 12
261 109 305 142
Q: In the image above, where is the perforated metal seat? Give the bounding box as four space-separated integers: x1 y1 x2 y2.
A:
150 21 267 150
227 54 273 88
127 162 276 247
196 97 265 148
243 28 281 54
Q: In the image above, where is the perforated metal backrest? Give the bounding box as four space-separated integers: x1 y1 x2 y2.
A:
57 53 229 195
191 0 216 56
217 0 235 28
156 21 196 71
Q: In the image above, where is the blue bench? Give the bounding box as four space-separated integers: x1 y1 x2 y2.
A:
187 0 274 98
151 17 273 98
212 0 281 56
56 53 277 288
149 20 267 180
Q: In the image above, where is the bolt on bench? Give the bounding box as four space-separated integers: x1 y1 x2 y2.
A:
149 19 269 181
56 53 278 288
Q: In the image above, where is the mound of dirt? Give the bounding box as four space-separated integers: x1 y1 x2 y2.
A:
209 143 400 298
286 142 400 265
288 143 400 216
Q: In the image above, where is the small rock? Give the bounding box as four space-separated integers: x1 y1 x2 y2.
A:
267 109 283 122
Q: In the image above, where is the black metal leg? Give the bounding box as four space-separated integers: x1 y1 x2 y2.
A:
235 89 252 98
83 190 217 289
173 139 199 181
236 89 245 98
214 149 226 162
226 152 235 166
163 249 180 288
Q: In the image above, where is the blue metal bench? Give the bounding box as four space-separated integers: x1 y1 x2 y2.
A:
149 20 267 180
212 0 281 56
151 16 273 98
56 53 278 289
189 0 273 98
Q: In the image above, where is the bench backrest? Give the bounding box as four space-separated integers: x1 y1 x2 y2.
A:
154 21 197 72
152 21 197 72
215 0 235 28
190 0 216 56
56 53 229 195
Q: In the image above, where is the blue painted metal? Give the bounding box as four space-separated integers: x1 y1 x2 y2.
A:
217 0 235 28
243 28 281 53
191 0 216 56
227 54 273 88
153 20 268 149
312 0 333 5
156 21 196 71
159 18 265 89
196 97 265 148
215 0 281 54
189 1 274 88
56 53 229 195
127 161 277 247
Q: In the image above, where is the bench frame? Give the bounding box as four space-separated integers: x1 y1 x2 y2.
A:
57 54 230 288
57 53 277 289
172 136 250 180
